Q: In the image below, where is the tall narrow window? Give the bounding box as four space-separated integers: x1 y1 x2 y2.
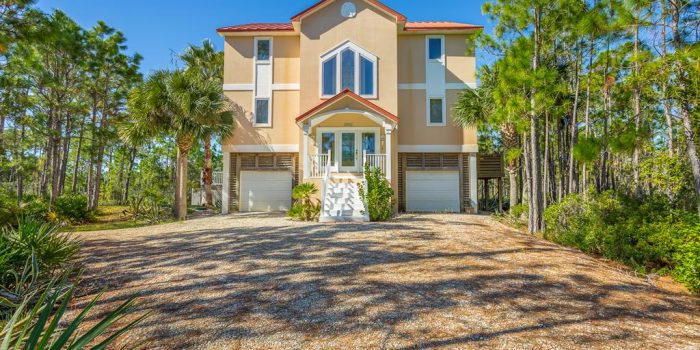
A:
322 57 337 96
428 37 442 60
256 39 270 61
429 98 444 124
340 49 355 91
359 56 374 96
321 132 336 163
255 98 270 125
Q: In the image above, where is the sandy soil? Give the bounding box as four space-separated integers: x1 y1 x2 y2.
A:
71 213 700 349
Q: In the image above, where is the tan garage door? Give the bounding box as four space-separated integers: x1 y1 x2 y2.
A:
240 171 292 212
406 170 460 212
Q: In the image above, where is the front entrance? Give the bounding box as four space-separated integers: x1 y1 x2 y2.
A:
317 128 379 173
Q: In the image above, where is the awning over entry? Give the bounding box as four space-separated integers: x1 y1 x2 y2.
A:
295 89 399 129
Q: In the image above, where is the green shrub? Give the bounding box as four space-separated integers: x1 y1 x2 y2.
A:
359 166 395 222
288 183 320 221
510 203 528 220
1 218 81 271
544 191 700 293
1 263 146 349
53 194 92 224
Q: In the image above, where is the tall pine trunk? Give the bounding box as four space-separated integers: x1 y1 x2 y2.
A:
631 10 642 196
528 9 544 233
71 118 85 194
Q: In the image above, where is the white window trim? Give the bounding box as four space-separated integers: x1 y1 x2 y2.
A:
253 37 273 127
254 98 272 127
319 40 378 99
426 35 445 63
426 35 446 127
427 96 447 127
315 127 381 172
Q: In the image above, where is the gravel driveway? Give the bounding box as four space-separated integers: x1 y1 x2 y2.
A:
74 213 700 349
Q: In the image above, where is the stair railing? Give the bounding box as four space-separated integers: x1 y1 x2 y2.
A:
320 151 332 215
361 151 370 221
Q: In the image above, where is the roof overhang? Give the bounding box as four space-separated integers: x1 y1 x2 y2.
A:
296 89 399 129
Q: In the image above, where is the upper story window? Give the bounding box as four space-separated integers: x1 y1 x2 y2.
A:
427 36 444 61
256 38 271 62
321 41 377 98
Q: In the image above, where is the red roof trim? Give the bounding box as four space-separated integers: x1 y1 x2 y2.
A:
296 89 399 123
217 23 295 33
291 0 407 22
404 22 484 31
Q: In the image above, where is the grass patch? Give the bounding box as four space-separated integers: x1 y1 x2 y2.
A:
67 205 173 232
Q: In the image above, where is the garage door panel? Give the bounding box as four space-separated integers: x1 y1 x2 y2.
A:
240 171 292 212
406 171 460 213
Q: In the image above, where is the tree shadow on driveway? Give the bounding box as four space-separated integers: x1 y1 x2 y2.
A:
73 213 700 349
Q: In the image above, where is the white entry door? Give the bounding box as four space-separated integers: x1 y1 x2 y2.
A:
406 171 460 212
317 128 379 173
240 171 292 212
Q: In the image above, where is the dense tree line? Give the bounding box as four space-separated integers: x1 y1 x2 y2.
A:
457 0 700 233
0 1 231 222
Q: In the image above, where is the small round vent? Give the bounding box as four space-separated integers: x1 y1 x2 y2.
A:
341 2 357 18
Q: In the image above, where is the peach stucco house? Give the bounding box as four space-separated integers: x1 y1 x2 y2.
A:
217 0 482 221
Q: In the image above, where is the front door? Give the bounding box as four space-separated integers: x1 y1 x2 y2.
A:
339 132 357 172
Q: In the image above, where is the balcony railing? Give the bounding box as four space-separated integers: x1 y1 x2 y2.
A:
309 154 330 178
362 152 387 175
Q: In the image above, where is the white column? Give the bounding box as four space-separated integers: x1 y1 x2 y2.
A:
469 153 478 213
302 123 310 180
222 152 231 214
385 125 393 180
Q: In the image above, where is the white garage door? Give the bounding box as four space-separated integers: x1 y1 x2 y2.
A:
406 171 460 213
240 171 292 212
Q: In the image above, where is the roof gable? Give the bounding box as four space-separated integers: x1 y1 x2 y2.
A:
296 89 399 124
291 0 406 23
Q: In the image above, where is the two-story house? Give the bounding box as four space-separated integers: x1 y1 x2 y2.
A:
217 0 481 221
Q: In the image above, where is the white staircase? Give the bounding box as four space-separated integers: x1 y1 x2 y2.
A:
320 178 369 222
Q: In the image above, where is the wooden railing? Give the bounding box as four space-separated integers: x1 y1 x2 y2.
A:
212 172 223 186
309 154 330 178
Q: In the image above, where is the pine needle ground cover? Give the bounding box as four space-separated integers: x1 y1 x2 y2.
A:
70 214 699 349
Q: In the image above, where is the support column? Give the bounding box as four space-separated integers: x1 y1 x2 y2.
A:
469 153 478 213
385 125 393 180
222 152 231 214
302 123 310 180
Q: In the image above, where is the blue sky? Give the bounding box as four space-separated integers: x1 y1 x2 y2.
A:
35 0 493 75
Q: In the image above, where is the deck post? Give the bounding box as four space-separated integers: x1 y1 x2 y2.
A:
302 123 310 180
222 152 230 214
385 125 393 181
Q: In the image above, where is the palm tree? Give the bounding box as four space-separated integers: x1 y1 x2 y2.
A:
454 66 521 213
124 69 233 220
180 40 232 207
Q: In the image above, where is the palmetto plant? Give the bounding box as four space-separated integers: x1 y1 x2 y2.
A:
289 183 321 221
1 274 146 350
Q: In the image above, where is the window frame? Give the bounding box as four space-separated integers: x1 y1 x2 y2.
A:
427 96 446 126
319 41 378 99
426 35 445 63
254 97 272 127
253 37 273 128
254 37 272 63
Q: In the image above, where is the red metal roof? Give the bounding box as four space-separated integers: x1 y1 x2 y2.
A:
216 23 294 33
296 89 399 123
291 0 407 22
404 21 483 31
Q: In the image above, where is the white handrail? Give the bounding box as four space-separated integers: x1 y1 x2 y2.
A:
363 153 386 175
320 151 332 214
361 151 370 221
309 154 330 178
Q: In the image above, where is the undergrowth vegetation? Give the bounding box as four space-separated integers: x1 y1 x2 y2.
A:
359 166 395 222
544 192 700 293
288 183 320 221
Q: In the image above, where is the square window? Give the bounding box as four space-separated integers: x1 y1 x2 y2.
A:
256 39 270 61
429 98 444 124
255 98 270 125
428 38 442 60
